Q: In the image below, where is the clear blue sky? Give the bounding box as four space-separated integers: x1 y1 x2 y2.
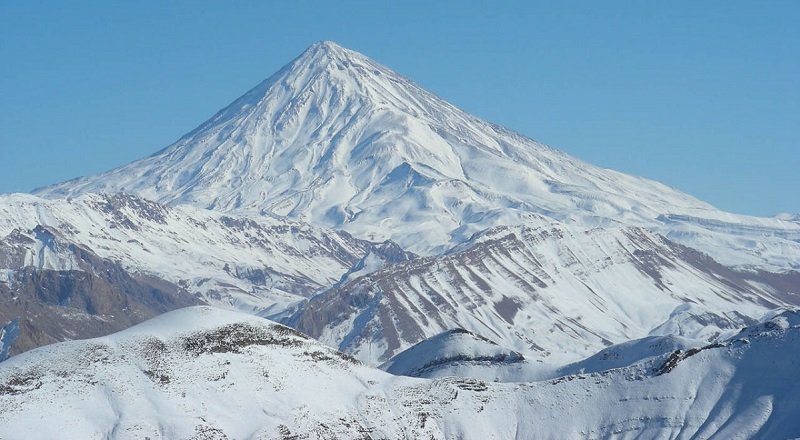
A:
1 1 797 216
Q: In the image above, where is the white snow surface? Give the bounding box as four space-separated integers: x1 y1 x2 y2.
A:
32 41 800 271
2 306 800 439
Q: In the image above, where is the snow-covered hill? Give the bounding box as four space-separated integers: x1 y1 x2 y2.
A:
381 327 704 384
294 221 794 365
33 41 800 271
0 193 382 316
381 328 526 379
2 306 799 439
557 334 700 377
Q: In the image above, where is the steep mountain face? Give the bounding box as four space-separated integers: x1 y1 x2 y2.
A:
293 221 792 365
0 193 384 318
2 306 799 439
33 41 800 271
0 226 200 359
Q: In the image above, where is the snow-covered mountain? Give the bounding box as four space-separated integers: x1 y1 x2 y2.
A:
2 306 800 439
293 221 795 365
380 327 703 383
0 193 383 315
776 212 800 223
6 192 790 370
380 328 531 380
5 40 799 438
33 41 800 271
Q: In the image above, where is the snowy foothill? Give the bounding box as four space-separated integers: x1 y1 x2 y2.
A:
2 306 800 438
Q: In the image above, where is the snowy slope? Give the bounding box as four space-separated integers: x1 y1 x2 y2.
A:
294 221 793 365
0 193 378 315
556 333 700 376
382 328 704 383
2 306 800 439
33 41 800 271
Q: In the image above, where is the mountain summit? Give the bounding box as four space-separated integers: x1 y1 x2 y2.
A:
34 41 800 266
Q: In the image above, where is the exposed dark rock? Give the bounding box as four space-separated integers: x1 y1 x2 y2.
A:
87 193 170 230
655 342 726 376
181 323 306 356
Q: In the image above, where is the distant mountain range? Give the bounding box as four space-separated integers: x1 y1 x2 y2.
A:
0 192 396 357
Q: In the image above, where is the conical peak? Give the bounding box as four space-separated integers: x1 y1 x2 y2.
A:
307 40 347 54
297 40 363 65
273 40 414 105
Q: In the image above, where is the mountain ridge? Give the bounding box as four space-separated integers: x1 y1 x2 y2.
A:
293 220 793 365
